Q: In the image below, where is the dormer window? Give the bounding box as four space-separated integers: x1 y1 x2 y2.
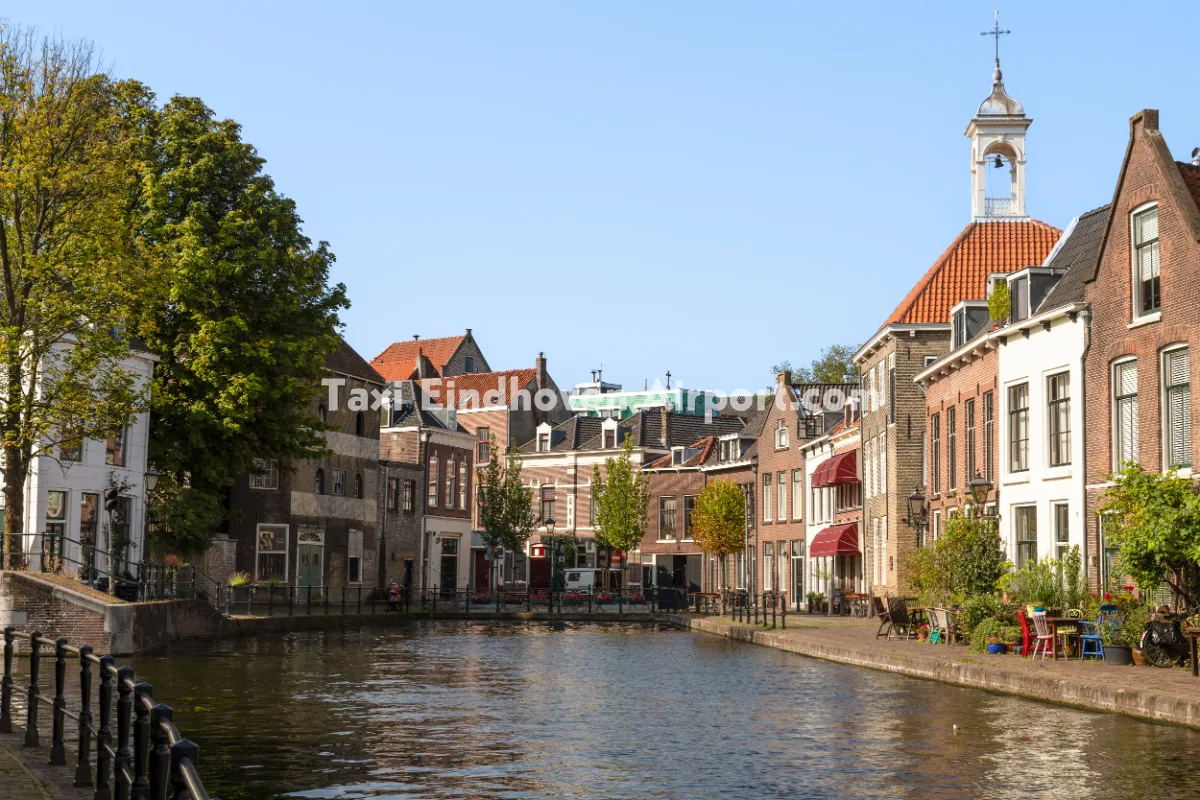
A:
953 309 968 348
537 433 550 452
1133 205 1160 318
672 447 685 465
775 419 789 449
603 430 616 448
1009 275 1030 323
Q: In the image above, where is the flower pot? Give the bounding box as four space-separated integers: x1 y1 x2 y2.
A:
987 642 1008 655
1131 648 1146 666
1004 641 1020 653
1103 645 1134 666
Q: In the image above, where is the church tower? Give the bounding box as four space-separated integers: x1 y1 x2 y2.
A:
966 15 1030 220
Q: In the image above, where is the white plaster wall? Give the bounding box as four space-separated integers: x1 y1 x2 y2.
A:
997 313 1087 564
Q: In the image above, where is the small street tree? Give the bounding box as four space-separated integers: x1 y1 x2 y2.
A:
591 434 651 580
690 479 746 589
908 510 1003 605
476 435 537 586
0 28 152 566
1100 463 1200 607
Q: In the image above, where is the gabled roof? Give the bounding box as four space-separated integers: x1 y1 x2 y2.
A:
520 409 747 454
879 219 1061 330
1177 162 1200 213
371 334 467 382
645 436 719 469
386 380 457 430
419 369 537 409
1036 204 1110 311
327 337 385 385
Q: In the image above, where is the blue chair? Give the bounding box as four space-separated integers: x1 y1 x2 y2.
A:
1078 618 1105 662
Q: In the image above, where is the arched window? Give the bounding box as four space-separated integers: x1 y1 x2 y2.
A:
318 404 328 423
354 473 363 499
355 411 365 436
315 468 325 495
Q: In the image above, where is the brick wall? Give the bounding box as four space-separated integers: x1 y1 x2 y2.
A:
1 572 114 652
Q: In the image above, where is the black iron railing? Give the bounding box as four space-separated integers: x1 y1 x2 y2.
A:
0 627 217 800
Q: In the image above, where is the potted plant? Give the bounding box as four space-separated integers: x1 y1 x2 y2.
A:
987 280 1011 329
917 623 930 642
807 592 825 614
1100 616 1135 666
986 635 1007 655
1000 625 1021 652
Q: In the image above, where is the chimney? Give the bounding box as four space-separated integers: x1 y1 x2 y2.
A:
417 346 426 379
413 334 420 341
465 328 472 337
535 351 547 392
660 408 669 446
776 369 792 391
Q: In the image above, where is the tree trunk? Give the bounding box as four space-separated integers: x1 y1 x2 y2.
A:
2 445 24 570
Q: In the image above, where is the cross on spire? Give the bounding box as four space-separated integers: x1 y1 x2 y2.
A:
981 10 1010 66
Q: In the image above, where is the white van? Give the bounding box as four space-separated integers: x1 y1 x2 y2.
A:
563 568 601 592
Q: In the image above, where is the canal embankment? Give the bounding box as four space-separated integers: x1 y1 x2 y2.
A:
673 613 1200 730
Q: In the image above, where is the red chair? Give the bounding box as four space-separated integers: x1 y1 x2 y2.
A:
1017 610 1035 657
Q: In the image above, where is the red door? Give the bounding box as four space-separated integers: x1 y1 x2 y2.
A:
472 550 490 590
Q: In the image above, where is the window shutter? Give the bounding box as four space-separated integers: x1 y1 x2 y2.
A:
1118 362 1138 396
1136 209 1158 243
1167 349 1191 468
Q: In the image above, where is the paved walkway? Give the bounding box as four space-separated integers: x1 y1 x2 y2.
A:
675 613 1200 729
0 728 89 800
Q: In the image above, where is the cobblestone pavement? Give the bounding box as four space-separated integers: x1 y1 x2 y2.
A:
0 728 90 800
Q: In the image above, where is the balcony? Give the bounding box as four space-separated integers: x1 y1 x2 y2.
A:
984 197 1016 217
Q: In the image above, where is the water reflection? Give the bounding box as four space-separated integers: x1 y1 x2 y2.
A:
129 621 1200 800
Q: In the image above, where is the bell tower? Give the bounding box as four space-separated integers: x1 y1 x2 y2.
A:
966 13 1030 220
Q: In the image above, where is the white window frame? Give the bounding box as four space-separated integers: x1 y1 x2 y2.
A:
775 418 789 449
255 523 289 582
250 458 280 490
1162 345 1192 472
792 470 803 521
1113 358 1139 470
1130 202 1161 322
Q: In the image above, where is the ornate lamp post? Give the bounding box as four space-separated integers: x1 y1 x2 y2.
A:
546 519 565 591
968 470 995 516
906 486 928 548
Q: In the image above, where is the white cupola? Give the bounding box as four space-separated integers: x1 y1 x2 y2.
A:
965 22 1030 221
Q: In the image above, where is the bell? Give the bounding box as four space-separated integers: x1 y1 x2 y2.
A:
993 154 1004 169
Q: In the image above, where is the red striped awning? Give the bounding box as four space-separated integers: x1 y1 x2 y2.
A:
809 523 860 558
811 451 858 487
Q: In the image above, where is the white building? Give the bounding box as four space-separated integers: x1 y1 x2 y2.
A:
996 205 1108 566
10 345 158 579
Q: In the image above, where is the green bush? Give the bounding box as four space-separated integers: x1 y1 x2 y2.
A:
999 625 1021 643
962 594 999 635
969 618 1005 653
997 546 1088 609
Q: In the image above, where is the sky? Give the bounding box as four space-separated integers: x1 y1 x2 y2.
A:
12 2 1200 392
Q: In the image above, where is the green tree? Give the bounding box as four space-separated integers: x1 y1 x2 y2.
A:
908 511 1004 605
0 28 151 563
591 433 651 566
1100 463 1200 607
147 471 224 559
476 436 538 569
771 344 860 384
690 479 746 588
131 94 349 497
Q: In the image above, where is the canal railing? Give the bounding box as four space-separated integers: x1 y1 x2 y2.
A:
1 626 218 800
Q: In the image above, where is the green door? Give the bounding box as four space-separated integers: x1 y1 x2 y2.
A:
298 543 323 592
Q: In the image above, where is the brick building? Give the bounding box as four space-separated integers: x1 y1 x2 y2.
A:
804 407 863 610
371 329 490 382
856 57 1061 596
228 338 384 596
1083 110 1200 589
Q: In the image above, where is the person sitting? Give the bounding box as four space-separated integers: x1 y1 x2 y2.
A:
387 581 401 611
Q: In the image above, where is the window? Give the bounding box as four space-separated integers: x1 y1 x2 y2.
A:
45 491 67 550
953 309 968 349
446 460 456 507
984 391 994 482
428 457 439 508
775 418 789 449
354 473 363 499
1010 276 1029 323
864 438 873 498
1114 360 1139 467
476 427 491 463
603 429 616 449
540 486 556 523
965 399 976 480
878 361 886 413
387 477 400 511
256 524 288 581
1133 206 1160 317
250 458 279 490
792 470 803 520
932 510 942 542
763 546 774 592
464 356 475 373
880 434 887 494
888 353 896 424
355 411 366 437
762 475 772 522
930 413 941 494
1053 503 1070 560
1047 372 1071 467
458 461 468 509
442 537 459 556
659 496 677 540
1014 506 1037 566
318 404 327 423
347 529 363 583
333 470 346 496
1100 514 1120 589
1164 348 1191 469
105 428 126 467
404 480 415 513
683 495 696 540
537 433 550 452
314 468 325 495
1008 383 1029 473
566 495 575 528
865 370 874 414
777 472 786 520
948 406 957 491
924 355 937 368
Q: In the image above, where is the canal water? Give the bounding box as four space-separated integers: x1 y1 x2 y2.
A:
130 621 1200 800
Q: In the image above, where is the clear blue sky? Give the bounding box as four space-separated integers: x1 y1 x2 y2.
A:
13 2 1200 391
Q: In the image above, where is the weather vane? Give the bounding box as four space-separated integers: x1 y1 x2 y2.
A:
981 10 1010 63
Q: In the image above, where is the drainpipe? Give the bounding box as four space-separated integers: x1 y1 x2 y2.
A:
379 462 389 587
417 430 430 590
1079 307 1094 589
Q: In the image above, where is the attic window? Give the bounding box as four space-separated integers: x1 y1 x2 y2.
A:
672 448 685 465
775 419 789 449
464 356 475 373
603 429 616 449
1009 275 1030 323
537 433 550 452
953 309 968 349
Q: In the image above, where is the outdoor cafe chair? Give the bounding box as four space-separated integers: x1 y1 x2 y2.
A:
874 596 891 639
1030 611 1055 661
1077 617 1105 662
886 597 914 640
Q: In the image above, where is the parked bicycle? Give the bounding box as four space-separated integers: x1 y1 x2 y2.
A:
1140 608 1198 668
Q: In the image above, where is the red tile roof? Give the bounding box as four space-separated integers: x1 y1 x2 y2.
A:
419 369 537 409
881 219 1061 328
645 436 719 469
371 335 466 382
1177 162 1200 211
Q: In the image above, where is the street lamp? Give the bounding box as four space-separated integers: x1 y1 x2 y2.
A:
906 486 928 547
968 469 993 511
144 469 160 493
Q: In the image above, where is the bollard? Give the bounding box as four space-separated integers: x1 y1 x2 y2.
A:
75 646 94 787
149 704 172 800
323 585 330 615
95 656 114 800
0 626 13 734
115 666 134 800
25 631 42 747
50 637 69 765
772 599 777 630
357 586 362 615
132 682 153 799
267 585 274 617
169 740 199 800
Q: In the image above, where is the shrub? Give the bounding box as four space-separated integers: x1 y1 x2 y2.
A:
229 571 252 587
999 625 1021 643
962 593 999 635
969 618 1005 653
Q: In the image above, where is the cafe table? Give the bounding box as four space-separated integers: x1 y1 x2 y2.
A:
1043 615 1082 660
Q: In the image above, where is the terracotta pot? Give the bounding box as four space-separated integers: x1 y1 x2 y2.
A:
1132 648 1147 666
